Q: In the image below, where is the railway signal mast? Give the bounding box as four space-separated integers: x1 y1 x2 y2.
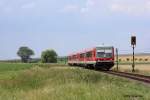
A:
116 48 119 71
131 35 136 72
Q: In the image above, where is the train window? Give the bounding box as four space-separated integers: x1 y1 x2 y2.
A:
68 57 71 60
73 55 76 59
80 53 85 58
86 52 92 58
105 50 112 53
97 52 105 58
96 48 112 58
105 53 112 58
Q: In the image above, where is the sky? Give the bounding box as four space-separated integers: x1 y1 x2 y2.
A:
0 0 150 60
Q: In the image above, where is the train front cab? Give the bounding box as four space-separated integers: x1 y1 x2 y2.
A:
95 47 114 70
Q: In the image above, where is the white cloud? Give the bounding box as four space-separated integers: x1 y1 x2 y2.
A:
86 0 95 7
109 0 150 16
60 4 79 13
1 0 148 17
80 8 89 13
80 0 96 13
0 2 3 7
59 0 150 17
3 7 13 13
21 2 36 9
59 0 97 14
0 1 37 14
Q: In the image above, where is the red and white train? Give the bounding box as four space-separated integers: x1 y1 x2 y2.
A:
68 46 115 70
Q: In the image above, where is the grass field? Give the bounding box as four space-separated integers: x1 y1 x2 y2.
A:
0 63 150 100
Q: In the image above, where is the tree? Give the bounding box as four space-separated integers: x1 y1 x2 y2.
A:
41 49 58 63
126 58 130 61
119 59 122 62
17 46 34 63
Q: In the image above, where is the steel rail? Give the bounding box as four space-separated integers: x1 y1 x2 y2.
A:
102 71 150 84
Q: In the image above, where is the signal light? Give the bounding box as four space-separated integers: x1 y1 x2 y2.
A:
131 36 136 45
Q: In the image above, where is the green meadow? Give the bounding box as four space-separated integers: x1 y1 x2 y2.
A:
0 63 150 100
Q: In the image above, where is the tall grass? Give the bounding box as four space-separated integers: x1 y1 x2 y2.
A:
0 63 150 100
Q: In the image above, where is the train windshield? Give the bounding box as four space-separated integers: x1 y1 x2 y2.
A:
96 47 113 58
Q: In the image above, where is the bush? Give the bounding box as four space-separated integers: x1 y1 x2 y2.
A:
139 58 143 61
145 59 148 61
41 49 58 63
135 58 138 61
119 59 122 62
126 58 130 61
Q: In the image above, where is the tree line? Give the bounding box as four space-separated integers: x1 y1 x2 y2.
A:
17 46 58 63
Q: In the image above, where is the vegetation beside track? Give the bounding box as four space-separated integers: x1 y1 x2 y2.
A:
0 63 150 100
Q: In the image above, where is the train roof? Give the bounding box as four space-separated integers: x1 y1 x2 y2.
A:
68 46 114 56
96 46 114 48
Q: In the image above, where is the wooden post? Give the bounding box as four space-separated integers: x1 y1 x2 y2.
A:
116 48 119 71
132 45 135 72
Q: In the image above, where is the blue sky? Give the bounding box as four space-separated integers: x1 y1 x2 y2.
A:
0 0 150 60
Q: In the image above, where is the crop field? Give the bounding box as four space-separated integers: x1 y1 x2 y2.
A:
117 54 150 63
113 64 150 75
0 63 150 100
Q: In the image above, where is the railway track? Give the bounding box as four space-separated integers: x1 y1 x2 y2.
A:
102 71 150 84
